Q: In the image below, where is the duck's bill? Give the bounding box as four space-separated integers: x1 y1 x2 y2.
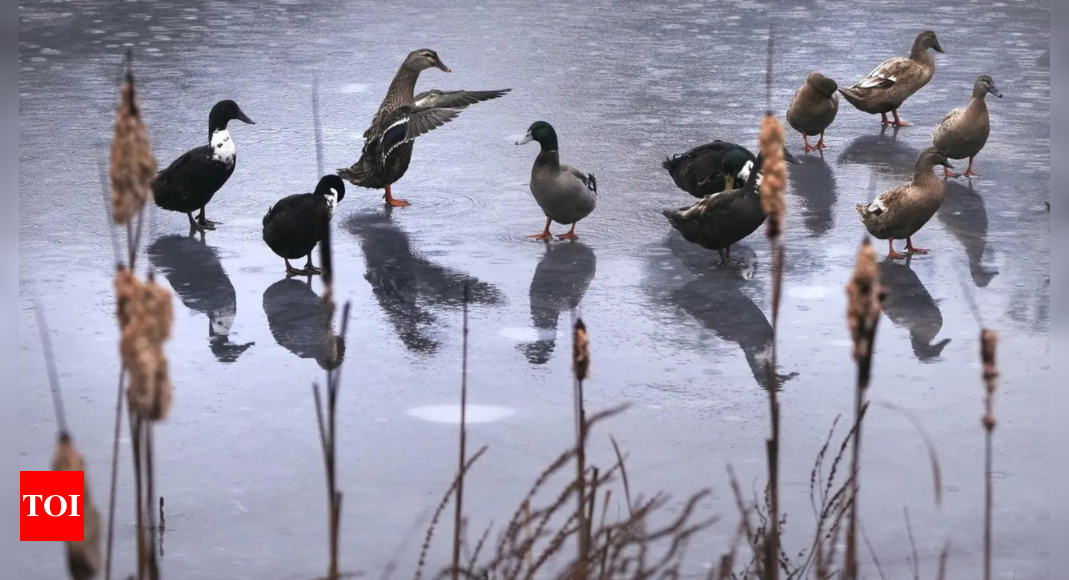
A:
784 148 803 165
236 110 256 124
934 42 945 53
435 60 452 73
516 133 533 145
989 85 1003 98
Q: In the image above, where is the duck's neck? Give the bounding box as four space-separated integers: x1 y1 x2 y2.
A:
912 164 940 184
967 93 989 117
385 66 421 107
535 150 560 168
909 41 935 67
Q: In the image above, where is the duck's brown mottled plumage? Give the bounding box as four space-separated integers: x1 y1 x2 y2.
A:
786 72 839 149
932 75 1002 176
839 31 943 119
856 147 951 255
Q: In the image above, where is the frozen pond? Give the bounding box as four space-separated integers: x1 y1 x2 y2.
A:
19 0 1049 578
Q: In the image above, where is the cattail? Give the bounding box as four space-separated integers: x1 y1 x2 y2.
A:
759 114 787 240
846 239 884 366
115 269 173 421
981 329 999 431
52 435 102 580
572 319 590 382
110 67 157 225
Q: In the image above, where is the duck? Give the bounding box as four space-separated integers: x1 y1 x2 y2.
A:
932 75 1002 179
262 175 345 276
152 100 255 230
516 121 597 240
786 72 840 152
856 147 952 259
663 140 800 200
662 153 767 266
338 49 510 207
839 30 943 127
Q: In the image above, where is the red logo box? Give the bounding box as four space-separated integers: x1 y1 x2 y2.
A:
20 471 85 541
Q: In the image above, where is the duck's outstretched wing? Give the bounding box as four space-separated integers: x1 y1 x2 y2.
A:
853 57 911 89
413 89 511 110
377 107 463 160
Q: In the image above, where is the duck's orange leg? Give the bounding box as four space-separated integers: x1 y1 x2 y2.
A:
887 239 907 259
891 109 913 127
802 133 817 153
962 156 981 178
906 237 929 254
881 112 892 126
384 183 410 207
528 217 552 240
557 223 579 241
943 164 961 179
815 131 828 150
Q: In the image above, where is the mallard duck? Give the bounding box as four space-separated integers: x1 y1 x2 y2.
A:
839 30 943 127
152 100 255 231
663 140 800 199
932 75 1002 179
856 147 952 259
662 153 767 266
786 72 840 152
516 121 597 240
338 49 510 207
262 175 345 276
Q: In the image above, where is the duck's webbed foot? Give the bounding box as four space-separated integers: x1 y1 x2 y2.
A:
528 217 553 240
890 109 913 128
303 255 323 276
815 132 828 150
905 237 929 255
189 212 216 231
383 184 411 207
285 259 306 276
962 157 981 178
718 248 747 268
196 208 221 227
557 223 579 240
886 239 907 260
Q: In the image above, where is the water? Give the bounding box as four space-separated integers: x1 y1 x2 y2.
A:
18 0 1049 578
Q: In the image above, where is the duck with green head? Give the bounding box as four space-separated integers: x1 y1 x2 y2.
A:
662 140 800 200
516 121 597 241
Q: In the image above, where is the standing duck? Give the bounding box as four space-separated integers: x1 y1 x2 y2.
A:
152 100 255 230
663 140 800 199
787 72 840 152
932 75 1002 179
262 175 345 276
856 147 953 259
662 154 767 266
516 121 597 240
839 30 943 127
338 49 510 207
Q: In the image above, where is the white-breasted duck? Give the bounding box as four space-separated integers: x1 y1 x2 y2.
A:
663 140 800 200
856 147 953 259
152 100 255 230
932 75 1002 179
262 175 345 276
662 153 769 266
516 121 597 241
839 30 943 128
786 72 840 152
338 49 510 207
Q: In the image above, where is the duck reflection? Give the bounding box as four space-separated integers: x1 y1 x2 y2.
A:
879 259 950 362
345 210 503 355
519 242 597 365
787 153 837 237
937 181 998 287
656 235 797 390
262 278 345 369
147 234 253 363
838 127 920 180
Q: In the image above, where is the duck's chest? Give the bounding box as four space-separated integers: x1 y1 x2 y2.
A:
210 129 237 167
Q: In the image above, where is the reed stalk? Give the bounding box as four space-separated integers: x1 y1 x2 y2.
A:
452 284 471 580
980 329 999 580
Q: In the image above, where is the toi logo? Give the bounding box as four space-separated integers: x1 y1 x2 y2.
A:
20 471 85 541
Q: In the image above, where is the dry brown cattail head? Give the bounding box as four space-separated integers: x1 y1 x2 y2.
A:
981 328 999 432
115 269 174 421
846 239 884 363
111 70 157 225
573 319 590 382
52 435 102 580
758 114 787 240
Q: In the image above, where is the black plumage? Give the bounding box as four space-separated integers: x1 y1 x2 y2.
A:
152 100 254 230
663 140 801 199
662 154 767 266
262 175 345 276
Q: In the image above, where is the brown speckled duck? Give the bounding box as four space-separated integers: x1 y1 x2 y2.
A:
856 147 952 259
839 31 943 128
787 72 840 153
932 75 1002 179
338 49 510 207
